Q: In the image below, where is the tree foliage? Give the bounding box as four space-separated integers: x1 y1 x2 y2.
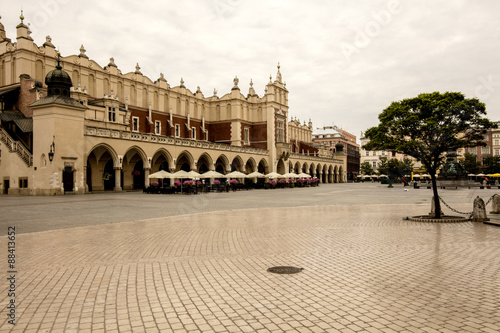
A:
363 92 497 218
461 152 480 175
482 156 500 174
360 161 375 175
377 157 414 179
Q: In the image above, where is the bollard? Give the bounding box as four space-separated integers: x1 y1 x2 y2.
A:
490 194 500 214
472 196 489 222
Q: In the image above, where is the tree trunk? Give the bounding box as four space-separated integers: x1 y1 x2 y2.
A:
430 173 441 218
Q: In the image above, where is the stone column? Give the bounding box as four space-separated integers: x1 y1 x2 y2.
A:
490 194 500 214
114 167 122 191
144 168 150 189
472 196 489 222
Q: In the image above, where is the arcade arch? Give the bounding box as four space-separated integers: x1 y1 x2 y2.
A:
86 144 118 192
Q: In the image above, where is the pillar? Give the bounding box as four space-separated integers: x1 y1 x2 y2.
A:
114 167 122 191
144 168 150 188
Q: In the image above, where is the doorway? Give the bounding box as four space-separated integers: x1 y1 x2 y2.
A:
3 179 9 194
63 167 74 192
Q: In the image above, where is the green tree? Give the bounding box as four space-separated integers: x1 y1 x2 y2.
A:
461 152 480 174
360 161 374 175
482 156 500 174
401 158 415 176
363 92 497 218
377 157 389 175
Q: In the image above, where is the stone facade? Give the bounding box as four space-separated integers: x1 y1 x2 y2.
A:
312 126 360 180
0 15 346 195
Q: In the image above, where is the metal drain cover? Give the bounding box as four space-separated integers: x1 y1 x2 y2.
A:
267 266 304 274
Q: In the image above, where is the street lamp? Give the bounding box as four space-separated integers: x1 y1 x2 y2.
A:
48 136 55 162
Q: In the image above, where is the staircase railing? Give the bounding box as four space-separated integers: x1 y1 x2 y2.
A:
0 127 33 166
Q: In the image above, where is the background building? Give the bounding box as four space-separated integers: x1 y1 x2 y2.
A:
312 126 360 180
456 121 500 171
359 132 420 174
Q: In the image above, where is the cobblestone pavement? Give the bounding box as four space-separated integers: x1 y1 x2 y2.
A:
0 183 499 332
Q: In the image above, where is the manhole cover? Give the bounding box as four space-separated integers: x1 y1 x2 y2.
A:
267 266 304 274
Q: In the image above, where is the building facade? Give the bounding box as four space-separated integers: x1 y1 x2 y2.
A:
312 126 360 180
456 121 500 169
0 15 346 195
359 132 420 173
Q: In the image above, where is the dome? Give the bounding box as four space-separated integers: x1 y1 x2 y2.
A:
45 57 72 97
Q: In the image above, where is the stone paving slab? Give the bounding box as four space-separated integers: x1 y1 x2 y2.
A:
0 184 499 332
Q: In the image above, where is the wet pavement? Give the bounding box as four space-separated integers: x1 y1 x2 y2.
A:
0 183 499 332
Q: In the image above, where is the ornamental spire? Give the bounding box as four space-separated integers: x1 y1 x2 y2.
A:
275 62 282 83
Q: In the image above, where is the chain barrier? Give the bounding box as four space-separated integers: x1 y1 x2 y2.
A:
438 194 498 219
438 196 473 216
484 195 495 207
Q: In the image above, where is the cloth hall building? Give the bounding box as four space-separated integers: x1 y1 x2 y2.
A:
0 15 346 195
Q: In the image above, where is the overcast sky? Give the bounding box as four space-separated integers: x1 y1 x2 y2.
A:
3 0 500 142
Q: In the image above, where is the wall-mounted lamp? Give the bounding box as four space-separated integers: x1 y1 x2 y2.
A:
48 136 55 162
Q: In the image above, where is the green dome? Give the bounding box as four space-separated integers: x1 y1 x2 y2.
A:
45 57 72 97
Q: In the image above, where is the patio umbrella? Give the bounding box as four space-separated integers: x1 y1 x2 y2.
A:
378 175 388 179
297 173 312 178
422 174 430 178
413 174 421 178
225 171 247 178
467 174 476 177
246 171 265 178
476 173 485 177
282 172 299 178
489 173 500 177
265 172 284 178
199 170 225 178
169 170 189 178
148 170 172 179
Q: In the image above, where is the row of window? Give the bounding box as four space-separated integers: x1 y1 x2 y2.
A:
467 146 492 154
130 117 251 145
365 150 389 156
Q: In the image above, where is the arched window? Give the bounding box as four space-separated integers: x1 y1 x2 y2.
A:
88 74 95 96
35 60 44 82
163 94 169 112
118 81 124 101
130 85 136 105
104 78 110 95
72 70 79 87
143 87 148 107
153 91 159 110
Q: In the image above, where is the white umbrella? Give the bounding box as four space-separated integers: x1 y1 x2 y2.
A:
148 170 172 179
265 172 284 178
199 170 225 178
247 171 265 178
225 171 247 178
297 173 312 178
476 173 485 177
186 170 201 179
170 170 200 179
378 175 388 178
467 173 476 177
282 172 299 178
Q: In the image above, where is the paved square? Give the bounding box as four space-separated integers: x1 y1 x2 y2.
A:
1 184 499 332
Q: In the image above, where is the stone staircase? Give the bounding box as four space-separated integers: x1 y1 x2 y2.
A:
0 127 33 166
